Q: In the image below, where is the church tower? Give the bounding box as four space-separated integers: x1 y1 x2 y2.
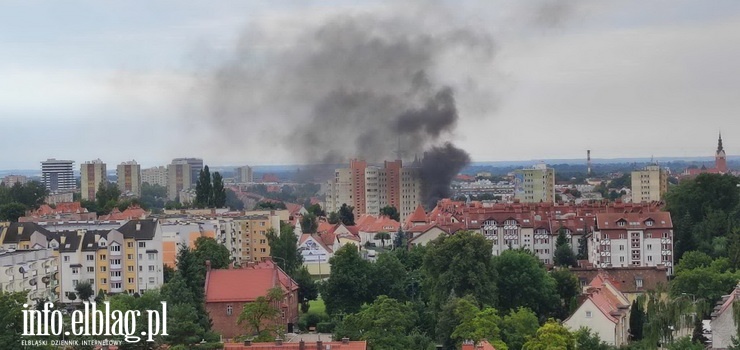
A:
716 132 727 173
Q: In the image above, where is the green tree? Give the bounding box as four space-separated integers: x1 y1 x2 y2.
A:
393 226 407 250
192 236 231 270
333 296 428 350
238 287 284 341
212 171 226 208
493 250 559 318
423 231 498 309
501 307 539 350
173 244 210 331
225 188 245 210
0 291 27 348
322 245 371 316
379 205 400 222
576 235 588 260
5 181 48 209
306 203 325 217
671 256 739 306
0 202 26 222
368 253 408 301
551 268 580 320
327 211 340 224
452 307 508 350
95 182 122 215
300 213 318 233
339 203 355 226
195 165 213 208
75 281 95 302
374 231 391 249
163 264 175 283
629 299 645 341
266 223 303 276
294 267 318 313
667 336 704 350
553 228 577 267
436 295 477 350
522 319 575 350
574 327 612 350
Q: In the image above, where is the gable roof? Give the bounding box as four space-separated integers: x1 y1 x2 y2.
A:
1 222 52 244
117 219 158 240
567 273 629 324
407 204 428 224
205 262 298 303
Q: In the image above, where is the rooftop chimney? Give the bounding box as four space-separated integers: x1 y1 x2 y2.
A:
275 337 283 346
243 339 252 346
342 337 349 344
205 260 211 271
298 340 305 350
316 340 323 349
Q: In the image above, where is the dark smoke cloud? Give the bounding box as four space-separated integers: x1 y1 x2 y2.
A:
192 5 497 205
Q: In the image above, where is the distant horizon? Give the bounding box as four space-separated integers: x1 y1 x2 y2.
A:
2 154 737 177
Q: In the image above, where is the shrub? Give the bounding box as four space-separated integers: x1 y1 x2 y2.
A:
316 321 335 333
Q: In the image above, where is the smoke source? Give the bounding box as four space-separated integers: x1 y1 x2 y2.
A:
191 5 498 207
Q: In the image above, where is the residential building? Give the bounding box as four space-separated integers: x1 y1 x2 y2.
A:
54 219 164 302
160 220 218 267
711 283 740 349
1 174 29 187
41 159 75 193
0 248 58 302
631 164 668 202
325 159 421 222
236 165 253 183
117 161 141 197
413 199 668 268
204 259 299 341
570 265 669 303
590 212 674 275
172 157 203 185
298 232 338 277
167 162 192 201
45 192 74 205
141 166 168 187
564 273 631 347
231 215 276 263
513 163 555 203
81 159 107 201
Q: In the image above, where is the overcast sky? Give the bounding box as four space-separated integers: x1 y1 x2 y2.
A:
1 0 739 169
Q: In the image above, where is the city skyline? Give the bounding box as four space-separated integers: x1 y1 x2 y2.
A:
2 1 740 169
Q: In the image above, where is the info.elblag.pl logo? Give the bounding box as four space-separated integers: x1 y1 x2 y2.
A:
22 301 168 343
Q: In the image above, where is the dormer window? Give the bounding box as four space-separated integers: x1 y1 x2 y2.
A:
617 220 626 227
646 220 654 227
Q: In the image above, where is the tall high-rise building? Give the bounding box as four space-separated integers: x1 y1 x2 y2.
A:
631 164 668 203
326 159 421 221
167 162 192 201
141 166 168 187
513 163 555 203
236 165 253 183
172 158 203 185
41 159 75 193
80 159 107 201
117 161 141 197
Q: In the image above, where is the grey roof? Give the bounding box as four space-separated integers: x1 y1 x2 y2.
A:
117 219 158 240
1 222 53 244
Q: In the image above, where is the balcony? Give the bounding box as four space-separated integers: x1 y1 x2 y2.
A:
111 275 122 282
110 263 122 270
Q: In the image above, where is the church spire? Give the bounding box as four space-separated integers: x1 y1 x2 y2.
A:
718 132 724 152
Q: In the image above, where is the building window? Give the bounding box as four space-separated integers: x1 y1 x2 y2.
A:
100 255 107 260
87 267 94 273
111 259 121 265
101 278 107 284
128 278 134 284
100 266 107 272
586 311 592 318
148 253 156 260
110 245 121 252
149 277 155 284
227 305 233 316
128 254 133 260
127 242 134 248
88 279 94 284
72 268 79 274
149 265 155 272
112 282 121 289
111 271 121 277
128 266 134 272
87 255 94 261
64 256 70 262
73 279 79 286
138 242 146 248
636 279 643 288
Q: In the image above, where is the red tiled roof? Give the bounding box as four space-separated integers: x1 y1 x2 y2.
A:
596 212 672 230
358 215 400 233
205 263 297 303
407 204 428 224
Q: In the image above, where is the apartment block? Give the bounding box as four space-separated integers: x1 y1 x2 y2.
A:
2 174 29 187
117 161 141 197
172 158 203 185
631 164 668 203
216 213 280 265
41 159 75 193
167 162 192 201
236 165 253 183
81 159 107 201
513 163 555 203
53 219 163 302
0 249 58 302
141 166 168 187
326 159 421 221
590 212 674 274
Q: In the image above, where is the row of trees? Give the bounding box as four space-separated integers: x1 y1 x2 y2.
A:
319 232 584 349
194 165 226 208
0 181 48 221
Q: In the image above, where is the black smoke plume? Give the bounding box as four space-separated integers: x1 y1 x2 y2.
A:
193 7 496 206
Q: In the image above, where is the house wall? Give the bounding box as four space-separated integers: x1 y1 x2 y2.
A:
564 299 617 345
712 307 735 349
409 228 447 246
